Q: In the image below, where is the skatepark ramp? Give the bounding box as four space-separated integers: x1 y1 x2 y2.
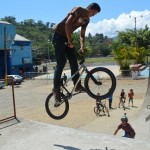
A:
0 118 150 150
131 66 150 140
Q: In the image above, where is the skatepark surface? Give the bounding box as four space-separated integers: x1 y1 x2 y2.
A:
0 66 150 150
0 118 150 150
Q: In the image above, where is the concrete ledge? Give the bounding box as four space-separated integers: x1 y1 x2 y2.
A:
0 118 150 150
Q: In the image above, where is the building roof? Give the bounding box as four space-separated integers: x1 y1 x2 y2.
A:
0 21 11 24
15 34 31 42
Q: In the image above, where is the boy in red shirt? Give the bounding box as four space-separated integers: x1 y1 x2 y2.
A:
128 89 134 107
114 113 136 138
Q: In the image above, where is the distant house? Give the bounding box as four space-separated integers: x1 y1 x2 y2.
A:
10 34 33 76
0 21 16 78
0 21 33 78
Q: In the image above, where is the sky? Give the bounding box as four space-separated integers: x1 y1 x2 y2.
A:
0 0 150 37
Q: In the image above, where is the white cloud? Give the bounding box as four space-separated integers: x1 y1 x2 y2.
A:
86 10 150 38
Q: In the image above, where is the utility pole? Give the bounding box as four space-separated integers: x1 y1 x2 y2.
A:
129 15 143 33
129 15 143 51
134 17 137 33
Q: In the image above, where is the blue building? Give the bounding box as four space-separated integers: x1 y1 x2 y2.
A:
0 21 33 78
10 34 33 76
0 21 16 78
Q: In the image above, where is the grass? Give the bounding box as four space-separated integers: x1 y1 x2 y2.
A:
43 56 117 71
38 56 150 73
84 57 116 64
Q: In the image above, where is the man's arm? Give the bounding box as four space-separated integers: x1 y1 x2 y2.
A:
114 124 121 135
79 27 86 52
65 14 74 48
114 128 119 135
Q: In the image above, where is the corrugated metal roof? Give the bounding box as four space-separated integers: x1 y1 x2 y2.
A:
15 34 31 42
0 21 11 24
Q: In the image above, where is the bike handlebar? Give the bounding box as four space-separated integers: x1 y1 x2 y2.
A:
65 42 85 65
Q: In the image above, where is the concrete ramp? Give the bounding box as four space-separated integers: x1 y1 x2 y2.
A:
131 66 150 140
141 66 150 109
0 118 150 150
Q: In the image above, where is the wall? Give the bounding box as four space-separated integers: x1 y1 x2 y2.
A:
0 22 16 50
0 22 16 78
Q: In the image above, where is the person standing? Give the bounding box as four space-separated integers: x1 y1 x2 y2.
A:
52 3 101 102
118 89 126 108
128 89 134 107
63 73 67 86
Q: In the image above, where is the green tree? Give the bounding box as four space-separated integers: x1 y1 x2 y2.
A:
1 16 17 25
112 26 150 68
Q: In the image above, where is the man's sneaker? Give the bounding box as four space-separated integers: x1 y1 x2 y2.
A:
54 101 61 107
75 84 86 92
52 89 62 102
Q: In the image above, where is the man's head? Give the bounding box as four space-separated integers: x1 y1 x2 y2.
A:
121 115 128 125
87 3 101 17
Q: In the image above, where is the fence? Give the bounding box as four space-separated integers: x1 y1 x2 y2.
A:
0 79 16 123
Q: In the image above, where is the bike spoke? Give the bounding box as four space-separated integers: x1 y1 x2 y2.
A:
88 71 113 96
45 93 69 120
48 98 66 117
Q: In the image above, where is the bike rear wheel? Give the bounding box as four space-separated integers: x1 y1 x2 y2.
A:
84 67 116 99
45 93 69 120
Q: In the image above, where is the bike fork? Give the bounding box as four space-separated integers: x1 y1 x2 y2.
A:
85 68 101 85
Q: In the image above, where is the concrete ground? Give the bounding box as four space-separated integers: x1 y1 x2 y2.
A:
0 65 150 150
0 118 150 150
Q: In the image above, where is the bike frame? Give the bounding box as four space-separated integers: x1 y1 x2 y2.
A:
61 62 87 97
61 55 99 99
97 100 107 108
59 51 112 102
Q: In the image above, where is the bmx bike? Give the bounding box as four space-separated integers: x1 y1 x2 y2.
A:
45 53 116 120
118 97 126 110
94 100 110 117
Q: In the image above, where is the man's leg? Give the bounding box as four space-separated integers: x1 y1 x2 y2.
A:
52 33 67 101
53 33 67 91
65 47 85 92
109 99 112 109
65 47 79 84
109 100 111 109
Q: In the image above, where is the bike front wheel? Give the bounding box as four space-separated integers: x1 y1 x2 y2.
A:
45 93 69 120
84 67 116 99
94 107 100 115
